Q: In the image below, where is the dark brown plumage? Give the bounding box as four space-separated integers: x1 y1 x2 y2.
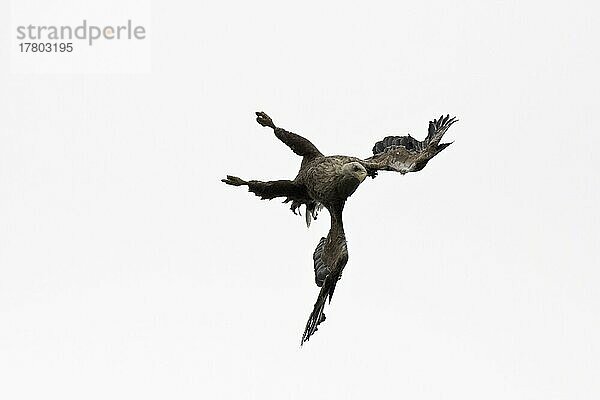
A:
222 111 458 345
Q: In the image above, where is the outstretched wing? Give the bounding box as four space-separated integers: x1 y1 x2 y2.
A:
301 208 348 345
363 115 458 174
255 112 324 165
221 176 308 201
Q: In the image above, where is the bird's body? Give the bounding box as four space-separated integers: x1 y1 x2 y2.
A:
297 156 366 206
222 111 458 345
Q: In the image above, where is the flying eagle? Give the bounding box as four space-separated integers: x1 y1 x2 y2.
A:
222 111 458 345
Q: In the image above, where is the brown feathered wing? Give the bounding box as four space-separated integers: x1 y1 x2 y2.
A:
363 114 458 174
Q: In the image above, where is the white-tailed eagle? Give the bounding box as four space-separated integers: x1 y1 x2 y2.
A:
222 111 458 345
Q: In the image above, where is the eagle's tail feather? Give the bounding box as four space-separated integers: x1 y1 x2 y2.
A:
301 273 338 345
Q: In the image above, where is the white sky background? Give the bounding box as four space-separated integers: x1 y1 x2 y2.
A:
1 0 599 399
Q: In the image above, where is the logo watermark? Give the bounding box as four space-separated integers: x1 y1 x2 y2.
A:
16 20 147 46
10 0 152 73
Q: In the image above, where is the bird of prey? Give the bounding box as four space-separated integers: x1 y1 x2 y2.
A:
222 111 458 345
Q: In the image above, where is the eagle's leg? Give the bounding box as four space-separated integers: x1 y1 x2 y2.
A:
222 176 307 201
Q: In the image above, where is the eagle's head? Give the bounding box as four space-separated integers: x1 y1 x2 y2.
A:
342 162 368 183
338 162 368 198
